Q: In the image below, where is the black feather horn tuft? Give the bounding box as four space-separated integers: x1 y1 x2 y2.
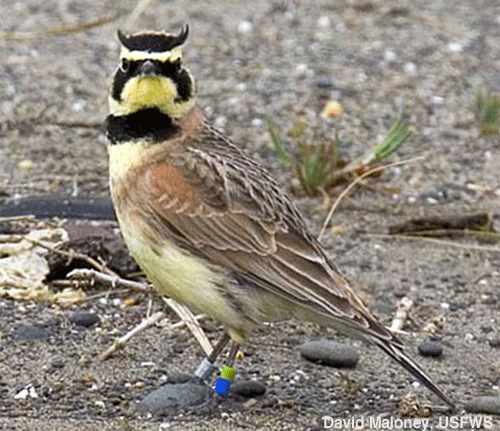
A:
117 25 189 53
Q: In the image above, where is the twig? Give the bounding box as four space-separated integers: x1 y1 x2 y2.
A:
390 296 414 333
162 297 213 356
99 311 165 361
67 268 152 293
0 215 35 223
27 239 116 276
68 269 212 356
318 156 425 241
366 232 500 253
0 14 120 41
170 314 206 329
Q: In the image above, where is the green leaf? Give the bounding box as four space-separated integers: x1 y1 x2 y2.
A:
267 120 295 165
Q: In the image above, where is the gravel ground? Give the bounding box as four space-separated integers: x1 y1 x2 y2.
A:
1 0 500 430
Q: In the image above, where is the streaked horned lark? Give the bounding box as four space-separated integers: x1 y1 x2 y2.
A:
106 26 453 407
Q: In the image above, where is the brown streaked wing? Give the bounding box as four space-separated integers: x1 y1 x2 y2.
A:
141 143 398 344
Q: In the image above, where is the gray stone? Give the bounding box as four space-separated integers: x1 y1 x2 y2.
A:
69 312 99 328
299 340 359 368
232 380 266 398
138 381 212 415
488 337 500 348
418 340 443 357
465 397 500 415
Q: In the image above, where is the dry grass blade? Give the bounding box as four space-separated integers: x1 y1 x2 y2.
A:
163 297 212 356
367 233 500 253
318 156 425 241
67 269 212 358
0 14 119 41
390 296 414 333
99 312 165 361
0 215 35 223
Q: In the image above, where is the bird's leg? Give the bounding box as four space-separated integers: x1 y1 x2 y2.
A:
194 332 230 381
226 341 239 367
215 341 240 397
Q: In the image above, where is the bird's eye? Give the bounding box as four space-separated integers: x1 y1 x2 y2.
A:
120 58 130 73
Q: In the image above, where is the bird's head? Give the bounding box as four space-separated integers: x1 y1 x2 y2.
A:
109 25 196 119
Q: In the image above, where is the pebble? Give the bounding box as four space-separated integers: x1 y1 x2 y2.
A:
317 16 330 28
418 340 443 357
13 384 38 400
383 49 397 63
465 396 500 415
231 380 266 398
448 42 463 53
69 312 99 328
251 118 263 127
429 95 444 106
404 62 417 75
295 63 310 78
314 77 335 90
138 381 212 415
488 337 500 348
299 340 359 368
238 20 253 34
18 160 34 170
214 116 227 129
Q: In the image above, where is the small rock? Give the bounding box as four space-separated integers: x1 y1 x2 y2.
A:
72 99 86 112
429 95 444 106
232 380 266 398
295 63 310 78
488 337 500 348
18 160 34 170
383 49 397 63
69 312 99 328
465 396 500 415
317 16 330 28
138 381 212 415
418 340 443 357
425 196 438 205
404 62 417 75
13 384 38 400
448 42 463 53
214 116 227 129
299 340 359 368
238 20 253 34
314 77 335 90
50 360 65 369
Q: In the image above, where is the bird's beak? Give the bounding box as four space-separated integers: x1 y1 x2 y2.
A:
139 60 161 76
